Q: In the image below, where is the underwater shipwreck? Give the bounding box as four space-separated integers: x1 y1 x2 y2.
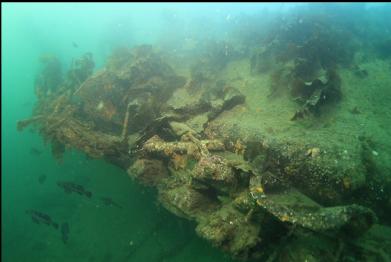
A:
17 5 391 261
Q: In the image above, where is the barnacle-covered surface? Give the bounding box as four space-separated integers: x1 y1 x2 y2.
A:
16 4 391 261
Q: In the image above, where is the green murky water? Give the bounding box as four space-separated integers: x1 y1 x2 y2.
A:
2 3 391 262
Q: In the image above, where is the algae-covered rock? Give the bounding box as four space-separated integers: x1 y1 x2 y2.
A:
20 12 391 259
169 121 197 137
127 159 168 186
73 46 186 135
192 154 238 194
158 184 218 219
253 187 376 236
196 203 261 259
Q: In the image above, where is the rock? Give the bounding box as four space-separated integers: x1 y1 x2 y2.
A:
196 203 261 260
253 186 376 236
192 154 238 194
158 184 218 219
169 121 197 137
127 159 168 186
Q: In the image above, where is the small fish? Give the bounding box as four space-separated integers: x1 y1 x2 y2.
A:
26 209 58 229
61 223 70 244
30 147 43 155
350 106 361 115
100 197 122 209
72 42 78 48
57 181 92 198
38 174 47 184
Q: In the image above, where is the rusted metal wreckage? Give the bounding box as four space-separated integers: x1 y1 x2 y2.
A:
18 46 390 261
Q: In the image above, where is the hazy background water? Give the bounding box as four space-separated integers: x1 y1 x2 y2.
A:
2 3 272 261
2 3 390 261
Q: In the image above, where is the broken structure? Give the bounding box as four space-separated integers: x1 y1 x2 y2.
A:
17 6 391 260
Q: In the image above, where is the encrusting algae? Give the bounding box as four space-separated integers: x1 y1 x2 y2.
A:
16 4 391 261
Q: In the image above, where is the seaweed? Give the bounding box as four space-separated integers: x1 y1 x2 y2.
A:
247 7 357 120
16 7 391 259
64 52 95 90
35 54 62 99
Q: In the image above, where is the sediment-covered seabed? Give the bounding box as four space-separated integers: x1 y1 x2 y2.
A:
18 4 391 261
